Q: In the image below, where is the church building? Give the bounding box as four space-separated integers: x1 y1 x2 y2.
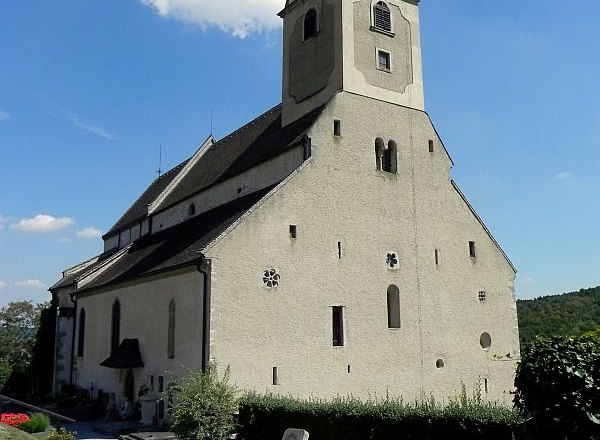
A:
51 0 520 410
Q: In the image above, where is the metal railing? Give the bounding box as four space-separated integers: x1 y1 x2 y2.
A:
0 394 76 423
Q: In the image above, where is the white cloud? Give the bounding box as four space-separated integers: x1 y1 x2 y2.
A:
0 280 7 290
140 0 282 38
555 171 571 181
72 116 115 141
0 110 9 121
11 214 74 233
0 213 9 230
14 279 47 289
76 227 102 239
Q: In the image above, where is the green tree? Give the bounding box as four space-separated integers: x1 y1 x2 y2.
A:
0 301 44 391
514 330 600 439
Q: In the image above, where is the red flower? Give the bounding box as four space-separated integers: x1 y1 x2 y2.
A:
0 412 30 427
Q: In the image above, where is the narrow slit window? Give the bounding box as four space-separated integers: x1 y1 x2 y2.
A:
289 225 297 239
428 140 434 153
337 241 342 259
167 299 176 359
188 203 196 216
334 119 341 136
347 364 351 374
332 306 344 346
435 249 440 266
484 378 489 393
387 285 400 328
272 367 279 385
469 241 476 258
377 50 391 71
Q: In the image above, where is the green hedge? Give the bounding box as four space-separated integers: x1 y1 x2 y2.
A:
238 389 520 440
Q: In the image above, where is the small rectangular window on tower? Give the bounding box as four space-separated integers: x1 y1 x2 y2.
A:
289 225 297 239
469 241 477 258
332 306 344 346
337 241 343 259
333 119 341 136
272 367 279 385
377 50 391 72
429 140 434 153
435 249 440 266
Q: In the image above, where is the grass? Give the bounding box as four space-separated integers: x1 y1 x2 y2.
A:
0 422 37 440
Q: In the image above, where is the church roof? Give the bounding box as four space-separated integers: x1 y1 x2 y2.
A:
77 185 276 294
104 159 190 238
154 103 322 213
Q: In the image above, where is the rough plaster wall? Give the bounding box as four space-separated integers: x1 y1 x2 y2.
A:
207 92 519 404
342 0 424 111
73 268 204 406
282 0 343 126
353 1 412 93
152 146 305 233
289 0 336 102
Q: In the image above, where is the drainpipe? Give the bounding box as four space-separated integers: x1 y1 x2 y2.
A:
195 256 212 373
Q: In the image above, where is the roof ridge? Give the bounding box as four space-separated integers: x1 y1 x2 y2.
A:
212 103 281 149
103 159 189 238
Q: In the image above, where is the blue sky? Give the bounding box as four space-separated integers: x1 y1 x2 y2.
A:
0 0 598 306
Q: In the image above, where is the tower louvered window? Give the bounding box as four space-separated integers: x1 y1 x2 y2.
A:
373 2 391 32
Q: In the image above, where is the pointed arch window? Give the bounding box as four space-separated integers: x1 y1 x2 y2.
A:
373 1 392 32
77 308 86 357
304 8 318 41
111 299 121 354
167 299 176 359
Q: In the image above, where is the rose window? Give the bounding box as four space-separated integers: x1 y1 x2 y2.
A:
263 269 280 288
386 252 398 268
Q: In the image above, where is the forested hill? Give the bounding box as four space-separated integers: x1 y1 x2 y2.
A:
517 285 600 348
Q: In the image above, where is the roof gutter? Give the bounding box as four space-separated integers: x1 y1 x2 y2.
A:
195 255 212 373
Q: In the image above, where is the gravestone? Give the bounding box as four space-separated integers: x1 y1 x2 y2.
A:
282 428 309 440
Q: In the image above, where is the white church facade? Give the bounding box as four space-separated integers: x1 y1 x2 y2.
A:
51 0 520 409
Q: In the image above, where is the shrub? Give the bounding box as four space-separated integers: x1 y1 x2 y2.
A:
45 427 77 440
238 386 520 440
169 363 239 440
17 413 50 433
514 330 600 439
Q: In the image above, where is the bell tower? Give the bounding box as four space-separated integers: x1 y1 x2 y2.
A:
279 0 424 126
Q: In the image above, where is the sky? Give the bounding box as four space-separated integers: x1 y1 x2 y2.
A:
0 0 599 306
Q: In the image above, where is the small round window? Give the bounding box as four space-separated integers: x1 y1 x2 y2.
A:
436 359 445 369
480 332 492 351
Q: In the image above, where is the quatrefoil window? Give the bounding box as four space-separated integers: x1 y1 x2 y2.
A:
263 269 280 288
386 252 398 269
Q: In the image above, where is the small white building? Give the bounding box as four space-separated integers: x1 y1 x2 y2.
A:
51 0 520 409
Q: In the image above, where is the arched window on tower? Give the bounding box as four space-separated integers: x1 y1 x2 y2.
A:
77 308 86 357
111 299 121 355
188 203 196 216
167 299 176 359
373 1 392 32
375 138 397 173
304 8 318 41
385 140 398 173
375 138 386 171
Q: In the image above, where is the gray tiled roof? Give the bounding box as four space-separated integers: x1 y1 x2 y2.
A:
157 104 323 212
78 186 275 293
104 159 190 238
